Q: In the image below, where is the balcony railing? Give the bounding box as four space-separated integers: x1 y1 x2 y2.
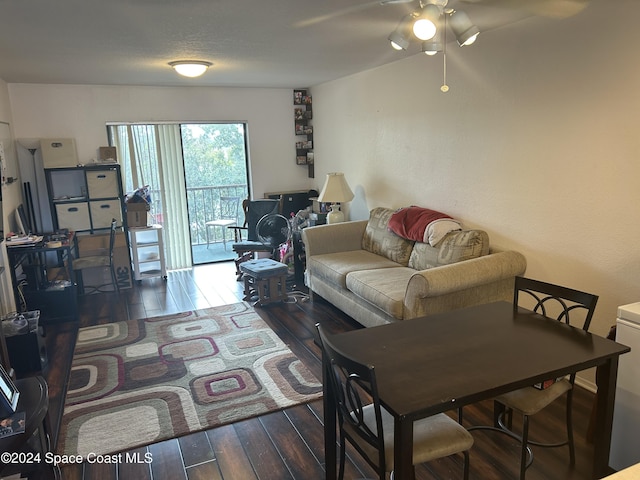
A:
146 185 248 246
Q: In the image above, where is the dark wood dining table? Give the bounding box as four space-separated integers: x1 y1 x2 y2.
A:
322 301 630 480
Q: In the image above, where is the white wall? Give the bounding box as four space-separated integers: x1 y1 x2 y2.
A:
0 79 18 313
7 84 317 198
311 0 640 387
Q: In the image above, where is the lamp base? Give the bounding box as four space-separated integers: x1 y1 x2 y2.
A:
327 204 345 224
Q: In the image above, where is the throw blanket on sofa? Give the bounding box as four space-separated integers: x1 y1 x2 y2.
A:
388 206 462 246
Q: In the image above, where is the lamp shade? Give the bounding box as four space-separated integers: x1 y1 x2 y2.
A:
422 23 443 55
450 10 479 46
388 13 414 50
317 172 354 204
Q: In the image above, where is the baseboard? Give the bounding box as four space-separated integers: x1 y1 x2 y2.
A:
576 376 597 393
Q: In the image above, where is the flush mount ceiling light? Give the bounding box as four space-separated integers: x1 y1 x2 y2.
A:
387 0 479 92
169 60 212 78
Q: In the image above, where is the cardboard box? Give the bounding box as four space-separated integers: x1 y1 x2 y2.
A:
77 232 132 290
126 202 150 227
533 377 564 390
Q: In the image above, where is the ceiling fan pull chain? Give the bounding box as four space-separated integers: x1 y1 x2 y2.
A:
441 12 449 93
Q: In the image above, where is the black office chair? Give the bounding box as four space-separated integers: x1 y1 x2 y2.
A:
316 323 473 480
73 218 119 294
230 198 284 279
471 276 598 480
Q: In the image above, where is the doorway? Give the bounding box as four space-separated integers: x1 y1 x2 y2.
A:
108 122 249 269
181 124 248 264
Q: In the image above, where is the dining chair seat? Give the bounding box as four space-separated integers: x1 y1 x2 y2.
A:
495 379 572 416
73 255 111 269
350 405 474 470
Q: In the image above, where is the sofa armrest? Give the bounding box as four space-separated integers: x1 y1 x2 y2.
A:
302 220 368 256
405 250 527 314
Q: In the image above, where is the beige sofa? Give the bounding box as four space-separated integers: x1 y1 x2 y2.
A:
302 207 527 328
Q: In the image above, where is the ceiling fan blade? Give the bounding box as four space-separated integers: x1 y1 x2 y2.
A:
460 0 589 19
293 0 415 28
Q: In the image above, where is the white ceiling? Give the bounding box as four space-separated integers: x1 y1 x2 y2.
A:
0 0 587 88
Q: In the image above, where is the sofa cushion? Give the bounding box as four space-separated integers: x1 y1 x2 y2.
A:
362 207 415 266
308 250 401 289
346 267 416 320
408 230 490 271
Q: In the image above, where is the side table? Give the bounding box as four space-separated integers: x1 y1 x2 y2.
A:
0 376 58 479
240 258 289 306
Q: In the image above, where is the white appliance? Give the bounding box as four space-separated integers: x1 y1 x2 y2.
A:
610 302 640 471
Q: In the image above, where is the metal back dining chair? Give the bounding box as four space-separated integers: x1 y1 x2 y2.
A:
316 323 473 480
73 218 119 294
205 195 240 249
488 276 599 479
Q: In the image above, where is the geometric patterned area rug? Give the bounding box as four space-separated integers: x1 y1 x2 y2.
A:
57 302 322 457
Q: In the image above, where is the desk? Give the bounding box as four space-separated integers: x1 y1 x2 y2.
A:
6 234 78 325
322 301 630 480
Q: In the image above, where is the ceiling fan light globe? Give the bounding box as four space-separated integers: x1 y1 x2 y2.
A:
413 4 440 41
460 31 479 46
413 18 437 40
390 41 404 50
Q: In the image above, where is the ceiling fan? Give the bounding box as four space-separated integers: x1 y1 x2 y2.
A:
294 0 588 29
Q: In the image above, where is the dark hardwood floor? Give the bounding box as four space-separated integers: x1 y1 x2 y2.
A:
42 262 602 480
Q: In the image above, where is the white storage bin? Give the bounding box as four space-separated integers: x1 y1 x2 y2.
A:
41 138 79 168
86 169 119 198
90 200 122 228
56 203 91 231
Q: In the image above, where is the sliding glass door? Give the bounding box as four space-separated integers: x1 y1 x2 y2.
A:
108 123 249 269
181 124 248 264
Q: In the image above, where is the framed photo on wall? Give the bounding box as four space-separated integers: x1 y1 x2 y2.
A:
0 364 19 414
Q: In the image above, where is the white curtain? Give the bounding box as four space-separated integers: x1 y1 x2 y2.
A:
155 125 191 269
112 124 192 270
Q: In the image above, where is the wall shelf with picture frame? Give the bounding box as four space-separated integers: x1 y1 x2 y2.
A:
294 89 314 178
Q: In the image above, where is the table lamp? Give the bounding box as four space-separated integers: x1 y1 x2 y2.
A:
317 172 354 224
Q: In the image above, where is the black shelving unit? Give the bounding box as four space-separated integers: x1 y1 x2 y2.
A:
294 89 314 178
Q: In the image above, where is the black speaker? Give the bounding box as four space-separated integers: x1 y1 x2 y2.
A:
5 330 47 376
